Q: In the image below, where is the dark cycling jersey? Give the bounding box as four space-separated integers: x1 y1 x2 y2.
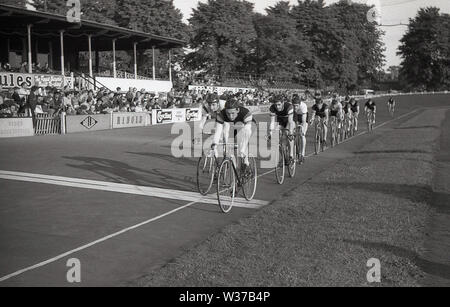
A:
350 101 359 113
343 103 352 114
294 111 309 124
216 106 252 125
365 101 376 111
269 102 294 128
312 103 328 118
388 98 395 105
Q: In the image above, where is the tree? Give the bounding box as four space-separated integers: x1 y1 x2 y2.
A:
2 0 29 8
185 0 257 78
398 7 450 91
251 2 313 83
33 0 117 25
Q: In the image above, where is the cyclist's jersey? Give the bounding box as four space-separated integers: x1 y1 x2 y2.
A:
342 102 352 114
293 102 309 124
365 101 376 111
216 106 253 125
388 98 395 105
329 101 343 117
269 102 294 128
312 103 328 118
350 101 359 113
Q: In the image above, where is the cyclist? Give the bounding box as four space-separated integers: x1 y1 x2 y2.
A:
309 96 329 148
329 94 344 142
349 97 359 132
268 94 296 164
387 96 396 116
212 97 254 173
342 95 353 135
365 98 376 125
292 96 309 164
199 93 225 131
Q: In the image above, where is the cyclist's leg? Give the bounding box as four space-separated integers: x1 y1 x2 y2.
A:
323 117 328 142
300 123 308 157
238 122 252 166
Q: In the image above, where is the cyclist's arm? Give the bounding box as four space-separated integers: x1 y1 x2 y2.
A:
269 113 276 135
309 110 316 124
199 114 208 131
288 113 295 135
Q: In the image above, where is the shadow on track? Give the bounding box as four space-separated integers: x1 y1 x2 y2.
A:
63 155 197 191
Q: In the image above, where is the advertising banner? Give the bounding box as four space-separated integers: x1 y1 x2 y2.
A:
188 85 256 95
0 72 69 89
172 108 186 123
65 114 111 133
0 72 34 89
152 109 173 125
112 112 147 129
34 74 65 88
0 117 34 138
185 108 201 122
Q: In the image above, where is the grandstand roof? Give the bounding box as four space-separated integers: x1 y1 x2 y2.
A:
0 4 185 51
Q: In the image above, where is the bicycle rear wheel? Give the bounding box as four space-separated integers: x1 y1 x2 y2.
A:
217 159 236 213
288 141 296 178
242 157 257 201
275 145 285 184
197 154 215 196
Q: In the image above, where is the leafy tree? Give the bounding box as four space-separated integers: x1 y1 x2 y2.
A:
185 0 257 78
33 0 117 25
398 7 450 91
251 2 313 84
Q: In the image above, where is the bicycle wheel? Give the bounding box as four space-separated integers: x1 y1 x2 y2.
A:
275 145 285 184
217 159 236 213
242 156 258 201
287 140 296 178
196 153 215 196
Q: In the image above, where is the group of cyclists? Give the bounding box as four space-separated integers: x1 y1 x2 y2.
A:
195 90 396 211
197 91 392 169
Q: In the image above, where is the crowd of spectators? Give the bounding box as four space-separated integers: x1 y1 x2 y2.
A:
0 81 302 119
0 61 54 74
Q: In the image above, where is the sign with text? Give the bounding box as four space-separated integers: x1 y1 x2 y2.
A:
0 72 69 89
153 109 173 125
0 117 34 138
112 112 147 129
188 85 257 95
185 108 201 122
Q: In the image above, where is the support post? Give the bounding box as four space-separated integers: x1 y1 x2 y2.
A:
113 39 117 78
27 25 32 73
133 42 137 80
60 30 65 76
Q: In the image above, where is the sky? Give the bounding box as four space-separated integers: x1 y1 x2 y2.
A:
173 0 450 70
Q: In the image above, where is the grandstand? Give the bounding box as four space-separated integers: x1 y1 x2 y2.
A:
0 3 185 93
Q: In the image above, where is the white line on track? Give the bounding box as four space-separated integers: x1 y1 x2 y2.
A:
0 108 423 283
0 171 267 209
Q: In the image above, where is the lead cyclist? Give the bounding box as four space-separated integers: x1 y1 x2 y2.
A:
211 97 254 173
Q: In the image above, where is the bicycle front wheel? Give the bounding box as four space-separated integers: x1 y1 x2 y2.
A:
242 157 258 201
275 145 285 184
288 141 296 178
217 159 236 213
197 154 216 196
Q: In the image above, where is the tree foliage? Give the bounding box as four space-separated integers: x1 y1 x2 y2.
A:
398 7 450 91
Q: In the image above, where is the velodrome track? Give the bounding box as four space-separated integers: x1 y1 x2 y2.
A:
0 94 448 286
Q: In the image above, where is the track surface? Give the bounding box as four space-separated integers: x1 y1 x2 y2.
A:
0 94 448 286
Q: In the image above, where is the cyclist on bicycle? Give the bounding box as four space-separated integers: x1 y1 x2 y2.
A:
349 97 359 131
292 96 309 164
268 94 296 163
342 96 353 133
309 96 329 147
199 93 225 131
387 96 396 115
212 97 254 173
365 98 376 125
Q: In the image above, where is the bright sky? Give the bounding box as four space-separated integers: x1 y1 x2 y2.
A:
173 0 450 70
